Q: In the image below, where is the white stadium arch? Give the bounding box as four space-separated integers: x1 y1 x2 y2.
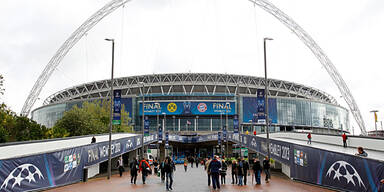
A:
21 0 367 135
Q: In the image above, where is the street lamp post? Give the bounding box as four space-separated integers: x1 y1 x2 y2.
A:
105 38 114 180
264 37 273 159
370 110 379 136
139 82 145 159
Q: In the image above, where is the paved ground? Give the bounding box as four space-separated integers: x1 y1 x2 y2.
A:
48 165 335 192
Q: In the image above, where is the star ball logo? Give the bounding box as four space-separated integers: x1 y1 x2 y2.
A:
64 153 81 172
167 103 177 112
1 164 44 190
197 103 207 112
325 161 365 189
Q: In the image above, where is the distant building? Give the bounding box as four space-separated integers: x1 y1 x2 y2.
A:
367 130 384 137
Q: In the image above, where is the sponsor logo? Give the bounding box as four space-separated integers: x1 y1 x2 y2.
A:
251 138 257 148
64 153 81 172
197 103 207 112
326 161 365 189
0 164 44 190
167 103 177 112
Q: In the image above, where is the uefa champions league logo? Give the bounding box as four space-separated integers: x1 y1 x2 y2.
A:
326 161 365 189
0 164 44 190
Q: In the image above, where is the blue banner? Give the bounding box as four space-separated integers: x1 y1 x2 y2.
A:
139 101 235 116
113 90 121 125
218 132 222 146
165 132 169 147
243 97 278 124
144 116 149 136
158 126 163 142
223 126 227 141
256 89 265 123
233 115 239 134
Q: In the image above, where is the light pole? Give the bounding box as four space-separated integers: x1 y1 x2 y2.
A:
370 110 379 136
264 37 273 159
173 116 176 132
105 38 114 180
139 82 145 158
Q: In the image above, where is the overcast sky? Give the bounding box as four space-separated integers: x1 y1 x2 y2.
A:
1 0 383 135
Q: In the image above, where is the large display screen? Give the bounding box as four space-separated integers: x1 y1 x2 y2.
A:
139 101 235 115
243 97 278 124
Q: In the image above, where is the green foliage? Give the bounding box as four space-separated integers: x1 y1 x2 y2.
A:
51 100 133 137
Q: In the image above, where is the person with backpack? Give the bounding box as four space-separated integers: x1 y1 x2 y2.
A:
307 132 312 144
237 158 244 186
139 157 151 184
220 159 227 184
164 156 176 191
129 158 138 184
252 158 262 185
263 156 271 183
208 155 222 190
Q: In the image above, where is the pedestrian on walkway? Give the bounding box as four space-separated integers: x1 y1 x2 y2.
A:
195 156 199 168
129 158 138 184
153 159 159 175
139 157 151 184
237 158 244 186
220 159 227 185
164 156 176 191
263 156 271 183
91 136 96 144
231 160 238 185
184 157 188 172
307 132 312 144
190 156 194 168
205 157 212 186
342 133 348 147
117 156 124 177
160 160 166 182
208 155 222 190
242 157 249 185
252 158 262 185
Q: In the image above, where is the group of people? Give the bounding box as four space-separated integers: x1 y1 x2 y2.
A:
203 155 271 190
182 156 201 171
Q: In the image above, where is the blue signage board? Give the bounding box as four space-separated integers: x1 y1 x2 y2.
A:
233 115 239 134
165 132 169 147
113 90 121 125
243 97 278 124
223 126 227 141
144 116 149 136
256 89 266 123
139 101 235 116
218 131 222 146
158 126 163 142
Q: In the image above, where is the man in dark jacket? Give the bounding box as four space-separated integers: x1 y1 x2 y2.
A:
208 155 222 190
160 160 166 183
252 158 262 185
231 160 237 184
129 158 138 184
242 157 250 185
237 158 244 186
263 156 271 183
164 156 176 191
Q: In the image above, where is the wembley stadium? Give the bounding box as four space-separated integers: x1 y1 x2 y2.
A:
31 73 349 134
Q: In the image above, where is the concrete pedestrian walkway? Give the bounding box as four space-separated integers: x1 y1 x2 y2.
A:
48 165 334 192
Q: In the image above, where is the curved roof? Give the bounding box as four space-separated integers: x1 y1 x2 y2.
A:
43 73 337 105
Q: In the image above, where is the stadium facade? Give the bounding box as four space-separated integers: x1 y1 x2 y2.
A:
31 73 349 134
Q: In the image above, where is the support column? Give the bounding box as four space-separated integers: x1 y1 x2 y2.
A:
159 144 166 162
178 118 181 131
210 118 213 132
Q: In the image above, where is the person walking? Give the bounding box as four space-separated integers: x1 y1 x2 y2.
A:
307 132 312 144
164 156 176 191
184 157 188 172
153 159 159 175
208 155 222 190
252 158 262 185
205 157 212 186
355 146 368 157
91 136 96 143
195 156 199 168
117 156 124 177
129 158 138 184
242 157 250 185
220 159 227 185
139 157 151 184
237 158 244 186
231 160 238 184
160 160 166 182
263 156 271 183
342 133 348 147
190 156 194 168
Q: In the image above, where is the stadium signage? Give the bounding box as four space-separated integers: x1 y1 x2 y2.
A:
139 101 235 115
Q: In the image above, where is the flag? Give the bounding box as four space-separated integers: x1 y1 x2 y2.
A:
374 112 378 122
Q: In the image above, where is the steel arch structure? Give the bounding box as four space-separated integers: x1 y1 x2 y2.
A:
21 0 367 135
